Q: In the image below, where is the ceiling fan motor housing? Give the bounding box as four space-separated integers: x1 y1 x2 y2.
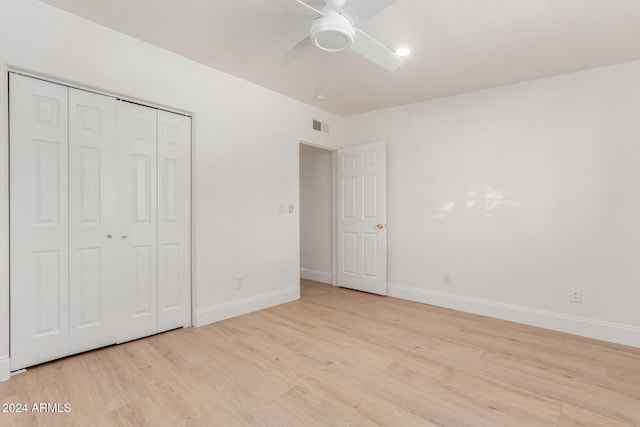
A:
310 9 355 52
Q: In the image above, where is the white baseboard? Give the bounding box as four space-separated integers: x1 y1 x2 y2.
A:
388 283 640 348
193 286 299 327
300 268 332 284
0 356 10 382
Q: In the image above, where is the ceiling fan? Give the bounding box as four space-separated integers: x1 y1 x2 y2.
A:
277 0 405 72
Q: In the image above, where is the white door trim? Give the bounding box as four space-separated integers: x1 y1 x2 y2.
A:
0 65 11 382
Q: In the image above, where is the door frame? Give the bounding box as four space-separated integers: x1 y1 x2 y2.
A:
299 140 388 291
1 68 196 379
1 65 10 381
299 141 338 286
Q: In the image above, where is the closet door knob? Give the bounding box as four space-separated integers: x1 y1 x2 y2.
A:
106 234 112 239
121 235 128 239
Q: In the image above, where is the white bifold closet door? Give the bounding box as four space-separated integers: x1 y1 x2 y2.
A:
115 102 191 342
9 74 70 370
68 88 119 354
116 101 158 343
156 110 192 333
10 74 191 371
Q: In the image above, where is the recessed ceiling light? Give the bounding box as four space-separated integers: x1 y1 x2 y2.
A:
395 47 412 57
315 94 326 101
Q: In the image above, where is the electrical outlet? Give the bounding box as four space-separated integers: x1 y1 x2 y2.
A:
443 273 452 285
570 288 582 303
235 278 244 290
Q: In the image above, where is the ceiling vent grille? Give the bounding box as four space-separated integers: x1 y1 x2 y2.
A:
312 119 330 134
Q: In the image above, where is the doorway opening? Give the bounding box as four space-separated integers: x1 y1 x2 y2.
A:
299 143 335 286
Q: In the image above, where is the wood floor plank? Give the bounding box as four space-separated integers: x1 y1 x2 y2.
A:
1 279 640 426
559 402 631 427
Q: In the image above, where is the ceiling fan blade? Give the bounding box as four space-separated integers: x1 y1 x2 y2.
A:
294 0 325 16
340 0 396 24
272 0 325 19
276 36 313 66
351 28 404 72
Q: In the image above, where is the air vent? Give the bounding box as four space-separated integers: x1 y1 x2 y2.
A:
312 119 330 134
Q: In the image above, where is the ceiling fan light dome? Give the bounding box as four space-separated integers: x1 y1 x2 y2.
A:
310 11 355 52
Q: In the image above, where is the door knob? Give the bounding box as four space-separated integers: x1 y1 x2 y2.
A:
121 235 128 239
106 234 112 239
377 224 385 229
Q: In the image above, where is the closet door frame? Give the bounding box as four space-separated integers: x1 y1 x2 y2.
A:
1 67 9 381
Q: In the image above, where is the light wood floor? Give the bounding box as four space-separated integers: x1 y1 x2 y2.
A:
2 279 640 426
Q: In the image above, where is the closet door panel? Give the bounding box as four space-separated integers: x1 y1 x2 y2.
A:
117 101 158 343
157 111 191 332
9 74 70 370
68 88 118 353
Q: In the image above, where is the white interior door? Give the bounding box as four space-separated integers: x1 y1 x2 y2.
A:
337 142 387 295
157 110 191 332
116 101 158 343
9 74 70 370
68 88 118 353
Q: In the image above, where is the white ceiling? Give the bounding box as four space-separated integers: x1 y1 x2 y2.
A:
39 0 640 116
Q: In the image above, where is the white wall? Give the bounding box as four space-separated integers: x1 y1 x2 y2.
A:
300 148 333 284
0 0 339 380
342 61 640 347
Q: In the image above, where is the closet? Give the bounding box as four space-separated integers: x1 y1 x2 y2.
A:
9 73 191 370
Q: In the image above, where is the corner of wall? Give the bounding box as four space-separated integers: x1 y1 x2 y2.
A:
300 268 332 284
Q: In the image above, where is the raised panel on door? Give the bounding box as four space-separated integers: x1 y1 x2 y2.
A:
68 88 118 353
337 142 387 295
9 73 70 370
117 101 158 343
157 111 191 332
